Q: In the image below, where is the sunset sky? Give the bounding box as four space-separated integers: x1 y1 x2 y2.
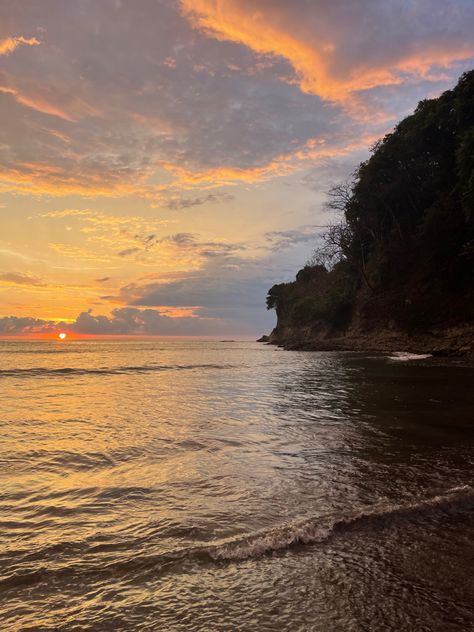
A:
1 0 473 337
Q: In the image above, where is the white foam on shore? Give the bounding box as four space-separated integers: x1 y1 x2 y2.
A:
205 485 472 561
388 352 432 361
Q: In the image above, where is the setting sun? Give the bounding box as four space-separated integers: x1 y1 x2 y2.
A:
58 332 67 340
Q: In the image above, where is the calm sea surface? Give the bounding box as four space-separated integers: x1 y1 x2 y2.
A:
0 340 473 631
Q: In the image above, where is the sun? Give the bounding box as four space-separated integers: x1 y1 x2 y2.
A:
58 332 67 340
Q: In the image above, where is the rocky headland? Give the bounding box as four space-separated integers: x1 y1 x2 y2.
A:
261 71 474 357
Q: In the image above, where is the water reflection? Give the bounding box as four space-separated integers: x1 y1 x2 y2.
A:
0 341 472 631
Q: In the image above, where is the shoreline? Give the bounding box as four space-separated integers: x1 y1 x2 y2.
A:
258 323 474 360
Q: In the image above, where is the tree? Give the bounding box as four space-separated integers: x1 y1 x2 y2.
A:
308 181 374 290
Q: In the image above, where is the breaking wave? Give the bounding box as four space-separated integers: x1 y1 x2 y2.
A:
388 352 433 361
2 486 472 592
205 484 473 561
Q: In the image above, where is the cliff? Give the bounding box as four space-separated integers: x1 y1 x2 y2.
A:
264 71 474 356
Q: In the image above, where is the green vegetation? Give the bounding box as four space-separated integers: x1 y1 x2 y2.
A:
267 70 474 333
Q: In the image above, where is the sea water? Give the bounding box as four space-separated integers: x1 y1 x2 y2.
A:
0 340 473 630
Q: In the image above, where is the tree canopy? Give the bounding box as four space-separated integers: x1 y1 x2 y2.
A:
267 70 474 332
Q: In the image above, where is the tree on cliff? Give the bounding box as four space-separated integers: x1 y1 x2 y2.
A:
267 70 474 332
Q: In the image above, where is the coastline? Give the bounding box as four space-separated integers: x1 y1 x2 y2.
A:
259 323 474 358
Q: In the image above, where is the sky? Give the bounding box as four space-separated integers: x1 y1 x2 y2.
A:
1 0 473 337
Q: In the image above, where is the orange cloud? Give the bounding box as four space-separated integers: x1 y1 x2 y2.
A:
48 242 113 262
180 0 474 103
0 36 40 56
158 157 297 187
42 210 195 270
158 133 378 188
0 162 155 198
0 84 99 121
0 272 46 287
0 128 377 200
131 112 176 135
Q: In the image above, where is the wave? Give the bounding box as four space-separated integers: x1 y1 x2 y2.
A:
206 484 473 561
0 364 234 378
1 486 472 592
388 352 433 361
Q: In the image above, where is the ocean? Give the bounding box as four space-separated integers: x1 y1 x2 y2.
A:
0 340 473 631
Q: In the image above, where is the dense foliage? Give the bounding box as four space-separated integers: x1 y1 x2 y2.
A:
267 70 474 332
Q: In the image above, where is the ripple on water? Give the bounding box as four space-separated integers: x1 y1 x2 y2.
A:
0 341 473 631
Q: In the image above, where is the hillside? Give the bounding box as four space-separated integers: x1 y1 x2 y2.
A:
264 71 474 356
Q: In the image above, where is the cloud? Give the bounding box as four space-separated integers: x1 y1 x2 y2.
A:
39 208 247 275
102 251 284 327
0 315 55 335
165 192 234 210
0 249 36 263
155 133 382 189
48 242 112 262
2 1 471 200
0 161 151 198
0 85 95 121
71 307 222 336
1 1 473 337
117 247 141 258
181 0 474 104
0 36 40 56
0 1 343 197
113 230 245 265
42 209 171 263
0 305 269 336
93 221 324 332
125 275 270 310
0 272 46 287
265 225 326 251
0 219 319 336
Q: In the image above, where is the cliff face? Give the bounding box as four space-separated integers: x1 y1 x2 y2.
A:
265 71 474 356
